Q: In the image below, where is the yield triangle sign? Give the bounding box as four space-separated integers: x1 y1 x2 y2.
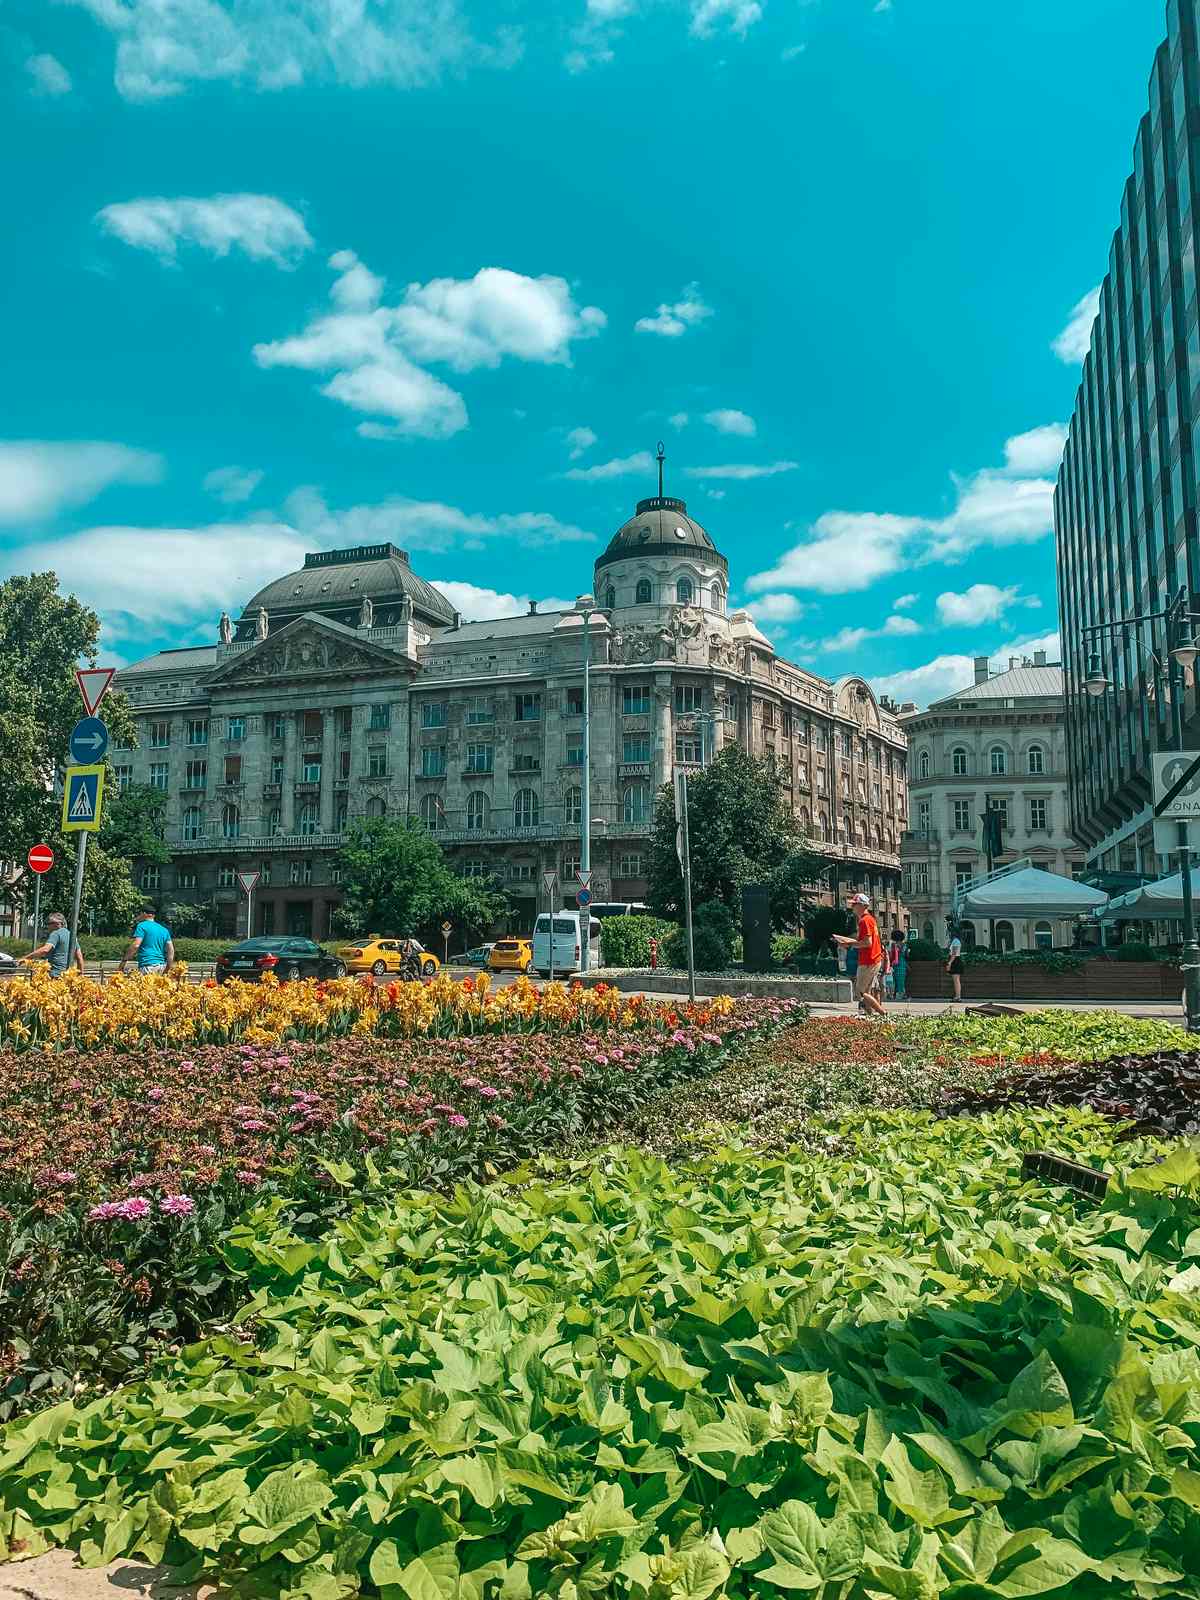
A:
237 871 260 895
76 666 116 717
576 869 592 888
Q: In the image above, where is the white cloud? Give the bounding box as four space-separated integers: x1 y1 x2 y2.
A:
563 451 654 481
690 0 762 36
744 593 805 623
203 465 263 504
253 253 604 439
781 44 806 61
1052 286 1101 363
566 426 597 459
587 0 636 15
684 460 799 481
924 469 1055 560
821 615 921 652
706 488 726 500
97 193 312 266
874 0 893 11
1003 422 1067 476
935 583 1039 628
0 440 163 524
748 512 917 595
873 630 1062 709
69 0 513 101
285 487 595 551
635 283 712 337
892 592 918 610
668 411 690 428
431 582 573 620
704 408 756 437
26 53 72 94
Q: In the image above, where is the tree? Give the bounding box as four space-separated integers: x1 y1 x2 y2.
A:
334 818 508 940
646 747 820 925
102 784 170 867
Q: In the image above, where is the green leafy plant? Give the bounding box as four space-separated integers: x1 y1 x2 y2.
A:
665 901 735 970
598 916 677 968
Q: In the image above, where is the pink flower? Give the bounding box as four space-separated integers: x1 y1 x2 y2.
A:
87 1201 122 1222
159 1194 195 1216
477 1084 499 1099
447 1114 469 1129
116 1197 152 1221
147 1088 166 1102
239 1119 270 1132
53 1170 78 1186
236 1170 262 1186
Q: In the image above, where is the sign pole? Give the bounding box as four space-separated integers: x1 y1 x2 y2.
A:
68 833 88 972
246 884 253 940
32 873 41 947
679 769 696 1003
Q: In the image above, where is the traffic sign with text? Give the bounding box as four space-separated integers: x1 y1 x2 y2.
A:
1153 752 1200 819
62 765 105 832
69 716 109 766
75 667 115 718
237 871 260 895
27 844 54 875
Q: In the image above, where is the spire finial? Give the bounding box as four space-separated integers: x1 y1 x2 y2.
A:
656 440 665 498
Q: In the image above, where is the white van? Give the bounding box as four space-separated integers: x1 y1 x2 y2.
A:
532 912 602 976
589 901 649 921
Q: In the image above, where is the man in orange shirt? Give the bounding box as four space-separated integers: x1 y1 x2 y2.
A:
834 892 886 1017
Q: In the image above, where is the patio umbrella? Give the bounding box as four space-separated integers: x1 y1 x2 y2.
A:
1096 866 1200 921
958 866 1108 920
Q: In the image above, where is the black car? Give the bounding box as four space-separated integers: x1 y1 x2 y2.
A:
215 937 348 984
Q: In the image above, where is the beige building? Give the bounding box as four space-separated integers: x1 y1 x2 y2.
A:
900 654 1085 950
114 491 908 938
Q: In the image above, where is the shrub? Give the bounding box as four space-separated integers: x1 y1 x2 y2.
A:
902 936 943 960
666 901 735 970
1111 940 1159 962
598 914 677 968
771 933 804 965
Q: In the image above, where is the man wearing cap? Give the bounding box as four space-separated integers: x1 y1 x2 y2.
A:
25 912 85 979
833 893 886 1018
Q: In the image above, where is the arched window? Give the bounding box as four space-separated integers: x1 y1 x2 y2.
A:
466 792 489 831
819 811 829 840
267 807 281 835
1034 920 1054 950
922 921 934 943
918 750 930 779
221 803 240 840
419 793 444 831
182 805 203 842
566 786 582 825
623 783 651 824
365 796 386 819
993 920 1014 952
676 577 693 605
298 802 319 837
842 813 853 841
1027 744 1045 774
334 799 348 833
800 806 811 832
989 746 1007 775
711 584 725 613
604 587 616 611
635 578 652 605
951 747 968 776
514 788 539 828
960 924 978 950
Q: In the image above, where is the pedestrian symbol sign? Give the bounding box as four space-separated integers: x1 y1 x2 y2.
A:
62 765 105 833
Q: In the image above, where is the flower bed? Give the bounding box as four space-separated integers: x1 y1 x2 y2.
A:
0 997 798 1420
3 1110 1197 1594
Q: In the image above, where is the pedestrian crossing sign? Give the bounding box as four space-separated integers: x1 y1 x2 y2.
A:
62 764 105 832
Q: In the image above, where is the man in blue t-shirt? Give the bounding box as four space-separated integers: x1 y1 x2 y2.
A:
119 905 175 976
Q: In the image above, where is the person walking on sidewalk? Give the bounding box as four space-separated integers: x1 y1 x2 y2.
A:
834 893 886 1018
889 929 908 1002
946 929 964 1002
24 911 84 978
118 905 175 976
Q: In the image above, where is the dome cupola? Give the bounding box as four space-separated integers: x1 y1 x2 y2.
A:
593 446 729 615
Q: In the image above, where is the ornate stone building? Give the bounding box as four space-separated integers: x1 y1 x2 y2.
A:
114 492 908 938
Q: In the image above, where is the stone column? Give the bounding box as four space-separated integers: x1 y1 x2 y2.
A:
655 673 673 789
282 712 297 833
320 706 337 835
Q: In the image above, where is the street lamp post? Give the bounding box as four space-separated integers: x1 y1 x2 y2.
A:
575 595 609 975
1082 584 1200 1031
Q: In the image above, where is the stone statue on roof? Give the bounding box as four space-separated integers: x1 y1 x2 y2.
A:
218 612 233 646
358 595 374 629
255 605 269 641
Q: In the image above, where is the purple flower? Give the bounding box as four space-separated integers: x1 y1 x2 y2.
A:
239 1119 270 1132
447 1114 469 1129
477 1084 499 1099
147 1088 166 1102
159 1193 195 1216
87 1201 122 1222
236 1170 262 1186
116 1197 152 1221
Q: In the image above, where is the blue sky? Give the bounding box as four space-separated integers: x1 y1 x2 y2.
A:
0 0 1166 703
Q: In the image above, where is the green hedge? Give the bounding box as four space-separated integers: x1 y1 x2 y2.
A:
2 936 270 963
598 914 676 968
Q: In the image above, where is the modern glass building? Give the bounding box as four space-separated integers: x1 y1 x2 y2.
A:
1056 0 1200 877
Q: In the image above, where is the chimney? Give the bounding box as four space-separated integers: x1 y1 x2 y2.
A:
1033 649 1047 666
451 611 462 630
900 700 917 713
528 599 538 615
1009 656 1018 671
973 655 990 685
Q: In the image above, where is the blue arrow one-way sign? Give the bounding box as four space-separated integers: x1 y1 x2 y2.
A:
69 717 109 766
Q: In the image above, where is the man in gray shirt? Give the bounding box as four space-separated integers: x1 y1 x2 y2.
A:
26 912 85 978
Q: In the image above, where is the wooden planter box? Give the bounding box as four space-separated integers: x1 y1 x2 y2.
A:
905 958 1183 1002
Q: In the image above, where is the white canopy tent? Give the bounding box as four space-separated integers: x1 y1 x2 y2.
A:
1097 867 1200 922
955 863 1109 921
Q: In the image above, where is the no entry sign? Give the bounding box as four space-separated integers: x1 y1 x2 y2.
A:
27 844 54 875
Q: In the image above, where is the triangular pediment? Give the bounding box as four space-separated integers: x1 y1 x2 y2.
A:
207 613 415 686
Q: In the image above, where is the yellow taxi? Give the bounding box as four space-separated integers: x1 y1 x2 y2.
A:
488 937 533 974
339 937 441 978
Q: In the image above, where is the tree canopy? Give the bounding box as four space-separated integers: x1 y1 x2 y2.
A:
334 818 508 940
646 746 823 930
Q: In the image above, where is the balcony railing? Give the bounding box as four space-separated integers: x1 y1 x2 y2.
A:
167 830 347 853
901 828 940 845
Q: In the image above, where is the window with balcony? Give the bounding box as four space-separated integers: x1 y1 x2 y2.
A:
421 746 446 778
466 792 489 831
675 684 703 714
565 687 584 717
635 579 652 604
952 800 972 832
298 802 319 837
989 746 1007 775
227 716 245 741
420 703 446 729
368 747 388 778
1027 744 1045 775
270 754 285 784
370 703 392 731
623 684 651 715
267 808 281 834
222 803 240 840
186 718 208 746
623 734 651 763
617 852 644 877
302 754 322 784
183 759 206 790
515 692 542 722
419 793 444 830
513 788 539 827
466 743 494 773
951 747 968 775
566 787 582 825
675 735 703 764
623 783 651 824
1029 796 1048 831
182 805 203 842
676 577 694 605
466 697 494 724
149 720 171 748
224 755 242 785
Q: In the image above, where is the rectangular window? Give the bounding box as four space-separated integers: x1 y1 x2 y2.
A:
796 722 808 744
226 716 245 741
954 866 974 893
462 859 488 879
762 701 776 728
337 707 353 737
259 861 272 886
141 866 161 890
515 692 541 722
368 747 388 778
466 743 494 773
148 720 171 748
509 863 534 881
992 799 1009 830
370 703 392 731
148 761 169 791
114 764 133 792
421 746 446 777
420 703 445 729
339 749 351 779
816 771 827 793
952 800 972 832
179 870 198 891
871 782 881 804
674 684 703 714
270 754 285 784
271 713 287 739
302 754 322 784
917 800 931 829
224 755 242 784
623 684 651 715
466 697 494 724
623 734 651 762
617 853 643 877
218 865 236 888
303 712 323 740
1029 797 1048 830
675 735 703 764
565 744 584 766
513 750 540 772
914 863 929 895
563 854 582 880
566 687 584 717
186 718 208 746
184 759 207 790
842 732 852 757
